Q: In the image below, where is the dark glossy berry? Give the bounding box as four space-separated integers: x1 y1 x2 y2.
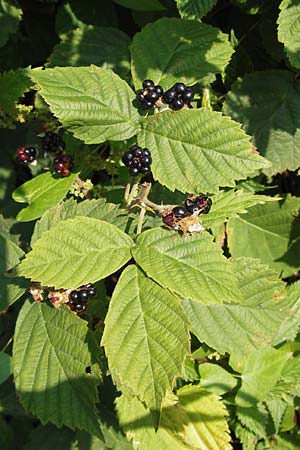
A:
55 161 66 171
142 148 151 157
131 159 142 169
42 131 65 153
172 206 189 218
185 202 199 214
87 288 96 297
141 155 152 165
136 90 145 102
132 147 143 158
140 165 150 174
18 153 28 161
24 147 36 157
170 97 184 111
141 100 154 110
130 166 140 176
142 79 154 89
145 90 158 102
155 85 163 96
70 291 79 303
173 82 186 94
79 290 89 302
182 88 194 103
122 151 133 165
16 146 37 164
195 195 212 214
163 89 176 104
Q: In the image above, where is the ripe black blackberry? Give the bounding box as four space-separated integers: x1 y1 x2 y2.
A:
68 284 96 314
41 131 65 154
163 82 194 111
53 153 73 177
136 80 164 110
184 194 212 215
16 146 37 165
122 145 152 177
172 206 189 218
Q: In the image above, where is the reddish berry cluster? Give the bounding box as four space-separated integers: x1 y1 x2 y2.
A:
122 145 152 177
16 146 37 165
68 283 96 314
162 194 212 228
53 153 73 177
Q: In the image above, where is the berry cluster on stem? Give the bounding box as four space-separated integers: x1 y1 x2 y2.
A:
68 283 96 314
163 82 194 110
162 194 212 228
136 80 164 110
122 145 152 177
41 131 65 154
53 153 73 177
16 145 37 165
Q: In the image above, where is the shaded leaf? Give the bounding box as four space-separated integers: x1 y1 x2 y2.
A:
132 227 241 304
0 352 12 385
102 265 189 424
19 217 133 289
112 0 165 10
30 66 140 144
0 68 32 115
23 424 77 450
138 109 269 194
278 0 300 68
176 0 218 19
0 232 24 273
0 0 22 48
0 274 28 311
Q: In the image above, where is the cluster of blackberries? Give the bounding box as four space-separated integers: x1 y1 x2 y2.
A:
16 145 37 165
41 131 65 154
162 194 212 228
53 153 73 177
163 83 194 111
136 80 163 110
122 145 152 177
68 283 96 314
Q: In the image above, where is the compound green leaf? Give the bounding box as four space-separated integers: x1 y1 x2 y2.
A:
132 227 241 304
183 257 289 358
278 0 300 68
201 190 278 228
13 172 78 222
139 109 268 194
0 233 24 273
0 0 22 48
102 265 189 425
0 68 32 115
31 198 126 243
19 217 133 289
176 0 218 19
48 25 131 78
130 18 234 89
112 0 165 10
30 66 140 144
236 347 291 407
0 352 11 385
227 196 300 277
117 386 231 450
13 301 102 437
223 70 300 175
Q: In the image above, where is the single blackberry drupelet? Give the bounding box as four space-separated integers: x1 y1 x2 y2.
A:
163 82 194 111
53 153 73 177
122 145 152 177
16 146 37 165
136 80 164 110
68 284 96 314
41 131 65 154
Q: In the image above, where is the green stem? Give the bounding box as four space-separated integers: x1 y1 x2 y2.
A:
201 87 212 110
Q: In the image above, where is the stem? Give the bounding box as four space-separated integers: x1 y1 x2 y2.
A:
127 179 141 206
201 87 212 110
137 206 146 235
124 180 131 203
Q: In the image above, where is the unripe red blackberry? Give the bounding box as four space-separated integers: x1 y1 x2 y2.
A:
16 146 37 165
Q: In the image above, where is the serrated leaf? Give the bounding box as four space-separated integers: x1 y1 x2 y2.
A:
183 257 289 358
0 274 28 311
132 227 241 304
0 0 22 48
0 68 32 114
13 301 102 437
19 217 133 289
278 0 300 68
30 66 140 144
227 196 300 277
236 347 291 407
48 25 131 78
176 0 218 19
201 190 278 228
31 198 127 244
266 398 289 434
0 233 24 273
0 352 11 385
102 265 189 424
117 386 231 450
236 403 268 438
138 109 269 194
23 424 77 450
273 282 300 345
199 363 237 395
223 70 300 175
112 0 165 10
130 18 234 89
13 172 78 222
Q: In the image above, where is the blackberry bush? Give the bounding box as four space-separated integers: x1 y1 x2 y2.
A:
1 1 300 450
